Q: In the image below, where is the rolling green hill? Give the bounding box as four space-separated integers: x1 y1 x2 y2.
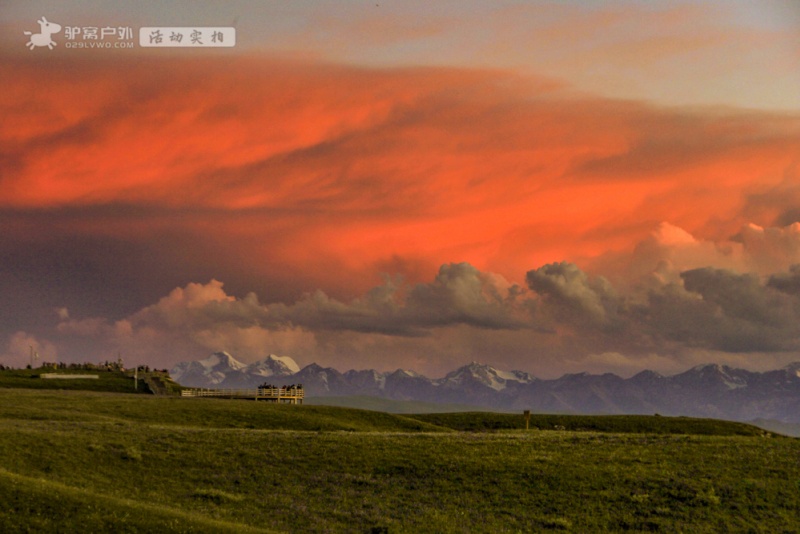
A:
0 368 148 393
0 367 184 395
0 389 444 432
304 394 497 414
411 411 770 436
0 388 798 532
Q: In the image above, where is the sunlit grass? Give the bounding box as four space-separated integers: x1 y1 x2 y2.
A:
0 388 798 532
0 368 148 393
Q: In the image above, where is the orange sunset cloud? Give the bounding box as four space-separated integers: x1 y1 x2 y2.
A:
1 50 799 375
2 56 798 287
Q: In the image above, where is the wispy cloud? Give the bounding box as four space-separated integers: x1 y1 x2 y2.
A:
2 53 800 375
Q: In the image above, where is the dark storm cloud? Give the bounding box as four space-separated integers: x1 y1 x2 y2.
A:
19 255 800 374
767 265 800 295
635 269 798 353
681 268 793 327
404 263 529 330
45 265 538 368
526 261 622 329
643 266 800 353
124 263 531 338
524 261 800 354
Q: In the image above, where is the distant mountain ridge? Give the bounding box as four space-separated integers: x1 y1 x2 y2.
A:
170 353 800 424
170 352 300 388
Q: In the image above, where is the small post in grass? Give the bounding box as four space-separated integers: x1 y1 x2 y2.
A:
524 409 531 430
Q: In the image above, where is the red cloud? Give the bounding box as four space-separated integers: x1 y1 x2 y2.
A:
2 55 799 298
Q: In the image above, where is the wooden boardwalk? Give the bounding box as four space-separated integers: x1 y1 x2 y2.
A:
181 385 304 404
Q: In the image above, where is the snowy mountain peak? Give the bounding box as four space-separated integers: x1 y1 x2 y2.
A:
506 370 536 383
630 369 665 384
169 351 246 385
244 354 301 377
681 363 748 389
268 354 301 374
344 369 388 389
167 356 800 425
442 362 533 391
390 369 420 378
203 351 247 371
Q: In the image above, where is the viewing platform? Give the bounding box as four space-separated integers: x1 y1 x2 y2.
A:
181 385 304 404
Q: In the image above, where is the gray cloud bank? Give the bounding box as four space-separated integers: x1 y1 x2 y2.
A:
4 222 800 377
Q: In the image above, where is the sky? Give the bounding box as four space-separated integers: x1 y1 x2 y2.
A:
1 1 799 378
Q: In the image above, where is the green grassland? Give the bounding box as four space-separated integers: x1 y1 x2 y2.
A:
0 368 152 393
0 382 799 532
304 395 497 414
413 412 769 436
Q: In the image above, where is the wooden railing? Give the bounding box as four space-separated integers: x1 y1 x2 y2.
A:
181 386 304 403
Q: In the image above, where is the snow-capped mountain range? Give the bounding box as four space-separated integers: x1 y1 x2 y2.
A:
171 352 300 388
170 352 800 424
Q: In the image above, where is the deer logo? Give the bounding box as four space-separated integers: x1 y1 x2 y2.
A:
24 17 62 50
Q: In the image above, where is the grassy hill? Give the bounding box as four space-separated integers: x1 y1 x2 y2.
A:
0 388 798 532
0 367 185 395
0 367 148 393
0 389 443 432
304 394 498 414
412 411 769 436
751 418 800 438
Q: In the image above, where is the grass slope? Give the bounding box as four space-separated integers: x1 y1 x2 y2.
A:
0 389 443 432
751 418 800 438
410 412 770 436
0 368 149 393
0 389 798 532
304 395 497 414
0 468 273 533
